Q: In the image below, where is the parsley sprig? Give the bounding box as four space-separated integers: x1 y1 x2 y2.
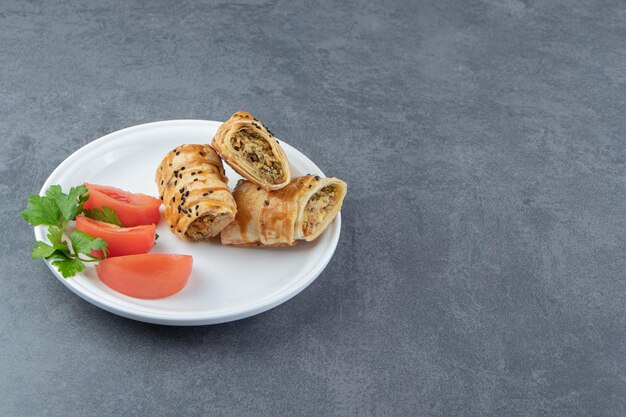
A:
22 185 109 278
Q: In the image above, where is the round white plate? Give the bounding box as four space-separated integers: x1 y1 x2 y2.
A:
34 120 341 325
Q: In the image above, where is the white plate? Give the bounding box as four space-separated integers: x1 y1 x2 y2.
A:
34 120 341 325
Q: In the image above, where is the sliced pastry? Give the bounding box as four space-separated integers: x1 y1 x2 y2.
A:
156 144 237 241
220 175 347 246
212 111 290 190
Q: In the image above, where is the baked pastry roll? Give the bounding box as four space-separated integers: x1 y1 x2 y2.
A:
212 111 291 191
156 144 237 241
220 175 347 246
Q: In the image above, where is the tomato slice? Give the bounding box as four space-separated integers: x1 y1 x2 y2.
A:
83 183 161 227
95 254 193 299
75 216 155 258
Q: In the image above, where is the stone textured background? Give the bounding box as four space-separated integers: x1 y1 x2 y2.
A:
1 0 625 416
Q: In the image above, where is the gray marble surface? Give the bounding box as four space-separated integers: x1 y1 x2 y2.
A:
1 0 625 416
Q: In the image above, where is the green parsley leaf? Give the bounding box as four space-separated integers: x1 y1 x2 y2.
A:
21 194 62 226
53 184 89 221
52 258 85 278
24 184 111 278
47 226 64 245
83 206 123 227
70 230 109 258
31 241 57 259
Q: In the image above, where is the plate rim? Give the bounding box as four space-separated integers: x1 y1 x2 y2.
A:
33 119 341 326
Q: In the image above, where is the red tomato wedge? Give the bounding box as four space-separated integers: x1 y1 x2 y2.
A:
83 183 161 227
75 216 156 258
95 254 193 299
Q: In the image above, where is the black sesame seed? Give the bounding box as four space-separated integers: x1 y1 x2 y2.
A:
195 205 199 210
174 180 178 185
172 196 175 202
199 151 205 156
175 151 180 155
159 195 163 200
181 167 185 170
264 200 269 206
160 180 164 185
209 190 213 194
257 187 261 191
197 170 202 174
168 163 172 167
185 191 190 196
177 229 181 233
173 170 178 176
315 176 320 180
191 171 196 175
187 214 191 218
308 184 312 188
203 193 208 196
193 178 198 182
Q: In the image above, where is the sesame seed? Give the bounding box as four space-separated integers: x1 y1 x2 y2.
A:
160 180 164 185
191 171 196 175
174 180 178 185
264 200 269 206
193 178 198 182
315 176 320 180
172 196 175 202
209 190 213 194
181 167 185 170
203 193 208 196
199 152 205 156
257 187 261 191
197 170 202 174
175 151 180 155
177 229 181 233
195 205 199 210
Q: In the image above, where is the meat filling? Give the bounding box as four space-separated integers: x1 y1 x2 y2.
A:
231 129 283 184
302 186 337 236
186 214 217 240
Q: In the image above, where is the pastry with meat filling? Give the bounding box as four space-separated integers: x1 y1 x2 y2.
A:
212 111 290 191
220 175 347 246
156 144 237 241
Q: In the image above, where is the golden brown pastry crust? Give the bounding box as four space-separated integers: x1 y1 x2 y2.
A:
212 111 291 191
220 175 347 246
156 144 236 241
